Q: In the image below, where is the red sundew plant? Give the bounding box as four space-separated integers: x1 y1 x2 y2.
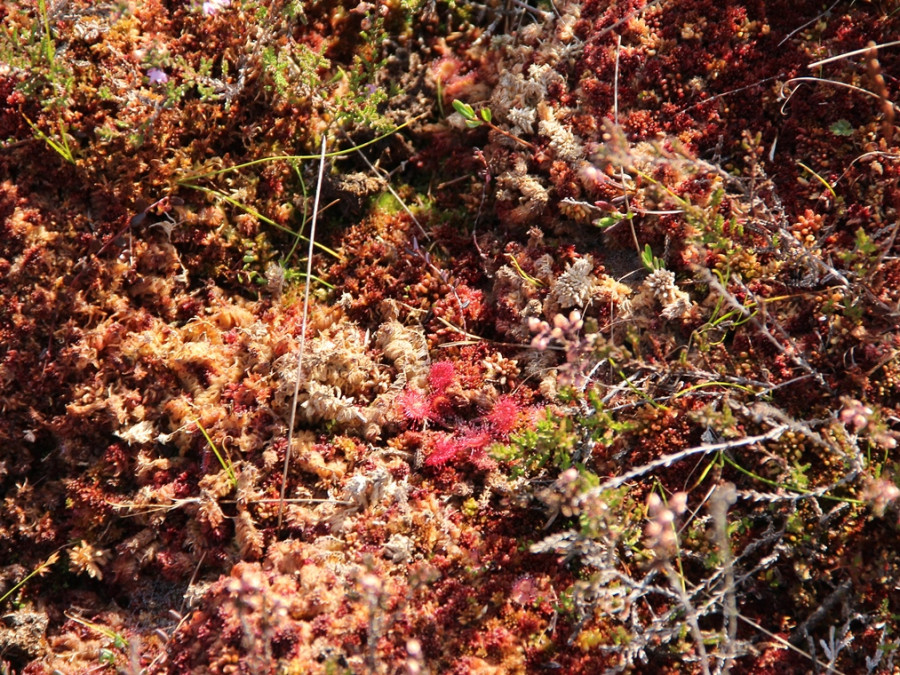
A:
428 360 456 393
424 432 463 467
486 395 523 437
396 386 433 426
423 418 506 470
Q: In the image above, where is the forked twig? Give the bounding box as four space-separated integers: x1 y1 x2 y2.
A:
586 425 789 494
736 612 848 675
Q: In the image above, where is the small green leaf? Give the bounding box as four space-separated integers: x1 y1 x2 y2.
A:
594 215 621 229
452 99 476 120
641 244 664 271
829 119 853 137
480 107 493 123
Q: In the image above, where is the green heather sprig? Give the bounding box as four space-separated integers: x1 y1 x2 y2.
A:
3 0 77 163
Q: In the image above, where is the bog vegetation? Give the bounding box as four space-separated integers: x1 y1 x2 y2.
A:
1 0 900 673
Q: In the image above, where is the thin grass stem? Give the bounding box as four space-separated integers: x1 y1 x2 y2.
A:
178 115 422 184
278 133 328 531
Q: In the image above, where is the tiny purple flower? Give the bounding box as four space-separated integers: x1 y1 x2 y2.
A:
202 0 231 15
147 68 168 85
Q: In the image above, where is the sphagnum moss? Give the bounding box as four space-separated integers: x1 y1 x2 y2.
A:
2 1 900 673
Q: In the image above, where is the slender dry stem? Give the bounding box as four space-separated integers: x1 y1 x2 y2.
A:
278 133 328 531
710 483 738 674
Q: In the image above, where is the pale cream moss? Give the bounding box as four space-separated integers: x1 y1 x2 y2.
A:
595 274 634 309
115 419 157 445
634 268 694 320
496 158 550 219
545 256 596 315
272 321 385 435
491 264 541 341
490 69 543 119
532 254 556 283
543 256 634 319
514 173 550 209
554 2 581 44
68 540 111 580
537 102 583 161
506 106 536 135
375 320 429 389
271 319 429 440
476 12 586 210
527 63 565 96
487 62 583 161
